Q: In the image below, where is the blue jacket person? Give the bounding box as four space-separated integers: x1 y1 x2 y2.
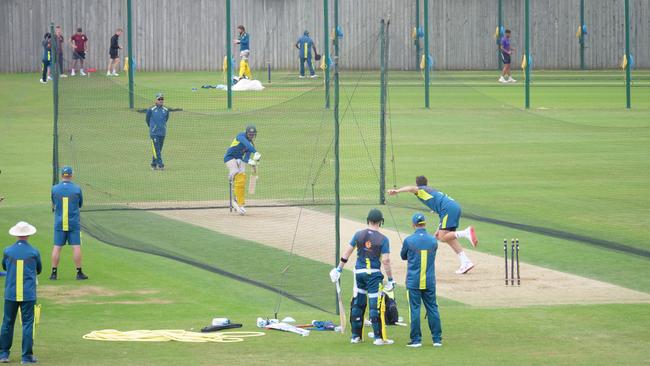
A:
146 93 169 170
0 222 42 364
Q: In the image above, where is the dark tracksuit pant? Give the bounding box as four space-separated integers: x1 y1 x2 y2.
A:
408 287 442 343
150 135 165 168
0 300 35 361
300 57 315 76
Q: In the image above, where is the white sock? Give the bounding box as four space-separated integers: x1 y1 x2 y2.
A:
458 251 471 265
455 228 469 239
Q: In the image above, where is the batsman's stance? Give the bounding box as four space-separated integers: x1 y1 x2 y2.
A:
224 125 261 215
330 209 395 346
388 176 478 274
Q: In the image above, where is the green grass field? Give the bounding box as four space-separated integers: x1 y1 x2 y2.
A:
1 69 649 365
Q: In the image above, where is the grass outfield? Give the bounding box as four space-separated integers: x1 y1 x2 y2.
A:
1 70 650 365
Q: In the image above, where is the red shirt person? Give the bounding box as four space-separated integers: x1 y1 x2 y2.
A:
69 28 88 76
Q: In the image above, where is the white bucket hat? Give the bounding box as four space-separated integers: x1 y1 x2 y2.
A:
8 221 37 237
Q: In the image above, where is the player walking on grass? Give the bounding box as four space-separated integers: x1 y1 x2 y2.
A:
70 28 88 76
146 93 169 170
0 221 41 364
233 25 252 79
295 30 318 78
107 28 123 76
224 125 261 215
40 33 52 84
499 29 516 83
388 176 478 274
330 209 395 346
401 213 442 348
50 166 88 281
54 26 67 77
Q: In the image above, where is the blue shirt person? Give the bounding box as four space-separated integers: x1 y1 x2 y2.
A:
400 213 442 347
329 209 395 345
387 175 478 275
145 93 170 170
499 29 516 83
50 166 88 280
0 221 42 364
295 31 318 77
40 32 52 83
234 25 252 79
224 126 261 215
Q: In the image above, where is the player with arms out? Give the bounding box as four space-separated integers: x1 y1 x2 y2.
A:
388 176 478 274
224 125 261 215
330 209 395 346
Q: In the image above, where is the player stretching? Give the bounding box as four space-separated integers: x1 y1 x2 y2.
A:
224 125 261 215
388 176 478 274
330 209 395 346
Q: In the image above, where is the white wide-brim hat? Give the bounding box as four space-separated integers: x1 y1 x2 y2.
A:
8 221 37 237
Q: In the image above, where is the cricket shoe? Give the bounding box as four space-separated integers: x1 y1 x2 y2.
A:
406 341 422 348
373 339 394 346
455 262 475 274
468 226 479 246
49 272 57 280
350 337 362 344
39 79 47 84
80 70 87 76
231 201 246 215
47 76 52 80
433 342 442 347
0 356 8 363
298 75 305 79
76 271 89 280
106 72 112 76
310 74 318 78
60 74 68 78
507 77 517 83
498 76 507 83
71 70 76 76
112 72 119 76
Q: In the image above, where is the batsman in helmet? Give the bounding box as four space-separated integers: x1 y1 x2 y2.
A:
224 125 261 215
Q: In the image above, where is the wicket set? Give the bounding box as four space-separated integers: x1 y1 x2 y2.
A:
504 238 520 286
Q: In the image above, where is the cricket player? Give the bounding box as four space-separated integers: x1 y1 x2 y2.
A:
50 166 88 280
233 25 252 79
388 176 478 274
146 93 169 170
330 209 395 346
224 125 261 215
401 213 442 348
69 27 88 76
295 30 318 78
0 221 42 364
107 28 123 76
499 29 516 83
40 33 52 84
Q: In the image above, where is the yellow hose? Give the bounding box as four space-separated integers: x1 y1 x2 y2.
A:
83 329 265 343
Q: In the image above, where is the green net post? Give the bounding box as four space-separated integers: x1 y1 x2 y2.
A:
324 0 330 109
524 0 530 109
624 0 631 109
415 0 420 70
423 0 429 108
579 0 585 70
333 0 341 315
498 0 503 69
226 0 232 109
51 22 59 186
127 0 134 109
379 19 387 205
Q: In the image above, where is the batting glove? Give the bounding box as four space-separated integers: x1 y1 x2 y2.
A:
247 159 257 166
384 278 396 292
329 267 341 283
253 152 261 161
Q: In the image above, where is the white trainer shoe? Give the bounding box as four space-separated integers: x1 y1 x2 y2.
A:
350 337 361 344
299 75 305 79
47 75 53 80
455 262 475 274
39 79 47 84
310 74 318 78
507 77 517 83
433 342 443 347
71 70 76 76
106 72 112 76
468 226 479 247
60 74 68 78
373 339 394 346
112 72 119 76
498 76 507 83
80 70 87 76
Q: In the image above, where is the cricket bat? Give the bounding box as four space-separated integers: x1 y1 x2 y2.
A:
249 166 258 194
336 280 346 334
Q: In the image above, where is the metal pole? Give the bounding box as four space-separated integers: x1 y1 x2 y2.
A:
423 0 429 108
333 0 341 315
226 0 232 109
324 0 330 108
127 0 134 109
624 0 631 109
498 0 503 69
379 20 386 205
51 22 59 186
524 0 530 109
415 0 420 70
579 0 585 70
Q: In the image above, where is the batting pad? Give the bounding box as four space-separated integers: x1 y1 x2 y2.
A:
234 173 246 205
